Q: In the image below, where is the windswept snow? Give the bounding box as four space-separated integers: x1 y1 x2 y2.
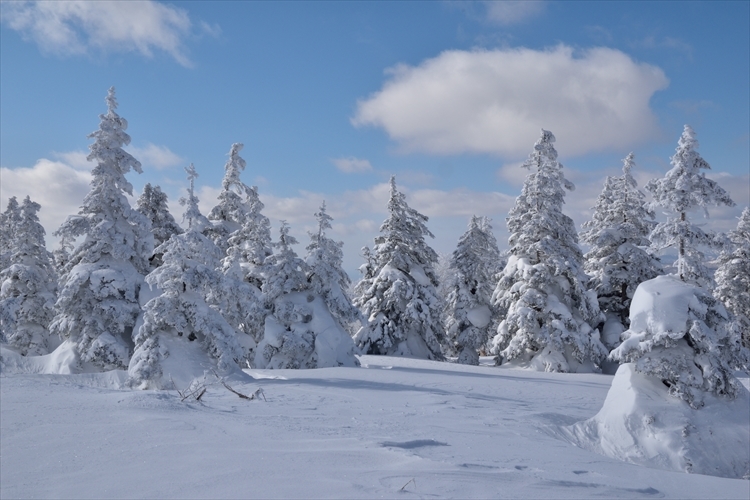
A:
2 352 748 499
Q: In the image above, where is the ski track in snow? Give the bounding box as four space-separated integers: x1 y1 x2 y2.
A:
2 355 749 499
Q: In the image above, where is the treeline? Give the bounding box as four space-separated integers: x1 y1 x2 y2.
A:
1 88 748 402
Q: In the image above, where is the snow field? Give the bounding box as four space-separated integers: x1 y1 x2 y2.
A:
2 354 749 499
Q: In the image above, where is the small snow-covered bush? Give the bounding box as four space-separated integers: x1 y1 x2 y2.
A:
611 275 747 409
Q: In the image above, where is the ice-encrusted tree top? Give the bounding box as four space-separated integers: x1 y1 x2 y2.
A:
714 207 750 350
354 176 444 360
646 125 734 286
263 221 308 304
206 143 269 253
54 87 153 274
491 129 605 372
305 202 362 329
179 163 210 232
137 183 183 249
581 153 662 329
0 196 58 355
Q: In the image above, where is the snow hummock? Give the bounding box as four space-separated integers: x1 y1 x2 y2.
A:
560 363 750 479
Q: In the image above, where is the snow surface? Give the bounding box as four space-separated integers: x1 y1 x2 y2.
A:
2 352 749 499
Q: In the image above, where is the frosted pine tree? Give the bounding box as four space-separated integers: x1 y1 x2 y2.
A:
353 177 445 360
0 197 21 271
491 130 606 372
646 125 735 287
581 153 662 348
50 87 153 370
305 202 362 332
714 207 750 349
444 216 499 365
129 165 243 388
206 143 267 254
51 234 74 278
0 197 58 355
136 183 182 268
255 221 359 369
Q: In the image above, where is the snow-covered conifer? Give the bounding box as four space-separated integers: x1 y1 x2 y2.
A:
51 234 74 278
137 183 182 268
444 216 499 365
206 143 267 253
491 130 606 372
611 275 747 408
646 125 735 287
0 197 21 271
353 177 445 360
129 166 243 388
50 87 153 370
714 207 750 349
0 196 58 355
254 221 359 369
305 202 362 332
581 153 662 346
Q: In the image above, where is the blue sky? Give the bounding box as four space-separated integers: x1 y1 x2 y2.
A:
1 1 748 275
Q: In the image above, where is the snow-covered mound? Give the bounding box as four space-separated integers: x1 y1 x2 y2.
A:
561 363 749 479
255 291 360 369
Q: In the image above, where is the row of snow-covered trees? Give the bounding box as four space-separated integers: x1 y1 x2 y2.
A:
1 89 748 400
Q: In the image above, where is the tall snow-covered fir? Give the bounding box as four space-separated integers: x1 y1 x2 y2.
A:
580 153 663 348
0 196 58 355
50 87 153 370
714 207 750 350
0 197 21 271
305 202 362 333
353 177 445 360
646 125 735 287
129 165 243 388
444 216 500 365
491 130 606 372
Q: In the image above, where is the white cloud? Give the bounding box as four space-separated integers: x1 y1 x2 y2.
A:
1 0 198 66
484 1 544 26
496 161 528 187
127 143 183 170
0 159 91 240
52 150 91 170
353 45 669 158
331 157 373 173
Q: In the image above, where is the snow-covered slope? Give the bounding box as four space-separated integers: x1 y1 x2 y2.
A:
2 353 748 499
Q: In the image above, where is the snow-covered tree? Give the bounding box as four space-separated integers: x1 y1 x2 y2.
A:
714 207 750 349
646 125 735 287
137 183 182 268
50 87 153 370
353 177 445 360
444 216 500 365
491 130 606 372
51 234 74 278
206 143 267 254
0 197 21 271
581 153 663 347
254 221 359 369
611 275 748 409
129 165 243 388
0 196 58 355
305 202 362 332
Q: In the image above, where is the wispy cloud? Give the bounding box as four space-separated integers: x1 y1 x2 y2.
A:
353 45 669 158
127 143 184 170
632 35 693 59
331 156 373 173
484 1 545 26
1 0 206 67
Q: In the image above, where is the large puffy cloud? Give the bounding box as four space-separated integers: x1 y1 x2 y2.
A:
353 45 669 157
1 0 208 66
